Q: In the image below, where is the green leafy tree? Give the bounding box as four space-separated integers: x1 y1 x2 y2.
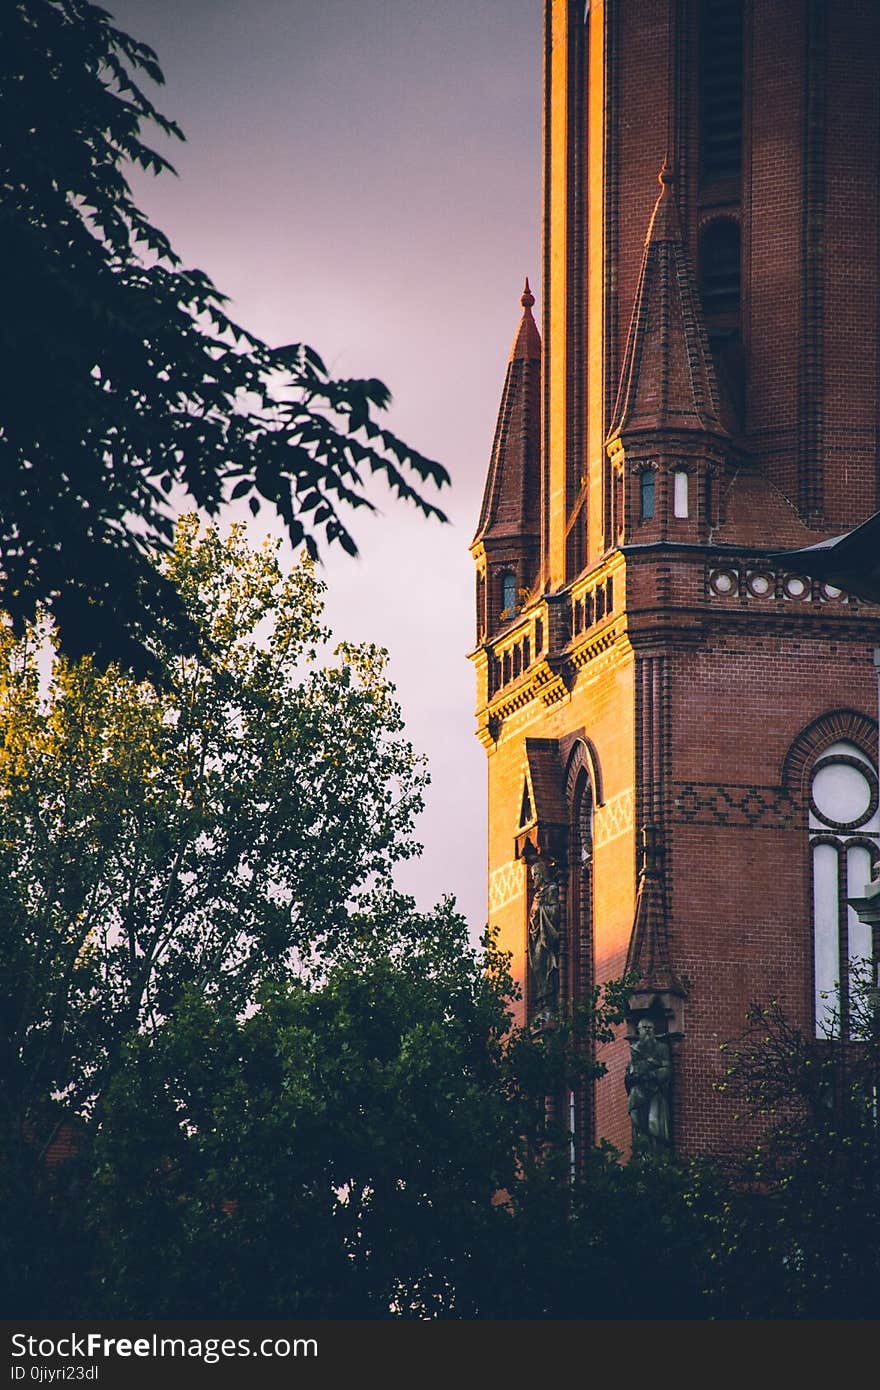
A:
0 0 448 677
0 518 429 1284
1 519 592 1320
78 904 519 1318
14 923 653 1319
708 983 880 1318
0 532 654 1317
469 988 725 1319
0 516 767 1320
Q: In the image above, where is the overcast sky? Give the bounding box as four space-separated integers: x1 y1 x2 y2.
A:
111 0 542 930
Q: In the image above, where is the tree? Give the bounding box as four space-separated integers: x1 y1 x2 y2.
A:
708 982 880 1318
74 903 520 1318
3 519 614 1320
14 530 877 1321
0 531 654 1317
0 518 430 1266
0 0 448 678
90 951 700 1320
465 988 728 1319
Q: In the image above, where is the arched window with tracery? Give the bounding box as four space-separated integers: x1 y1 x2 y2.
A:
809 740 880 1037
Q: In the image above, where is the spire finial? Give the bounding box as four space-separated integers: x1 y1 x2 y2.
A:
521 277 535 310
641 160 682 250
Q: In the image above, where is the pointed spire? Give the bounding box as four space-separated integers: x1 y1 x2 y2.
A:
473 280 542 547
510 276 541 362
625 826 684 995
607 167 726 441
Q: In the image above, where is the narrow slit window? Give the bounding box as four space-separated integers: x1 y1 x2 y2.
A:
502 571 516 618
674 470 689 518
640 471 655 520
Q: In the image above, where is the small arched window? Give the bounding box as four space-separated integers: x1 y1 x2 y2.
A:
640 471 655 521
809 741 880 1037
501 571 516 618
673 470 689 518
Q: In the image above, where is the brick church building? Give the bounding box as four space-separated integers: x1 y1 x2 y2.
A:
470 0 880 1157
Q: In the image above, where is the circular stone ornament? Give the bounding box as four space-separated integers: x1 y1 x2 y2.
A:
709 569 737 596
746 571 773 597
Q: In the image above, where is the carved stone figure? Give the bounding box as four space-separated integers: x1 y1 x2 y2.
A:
625 1018 671 1149
528 857 560 1018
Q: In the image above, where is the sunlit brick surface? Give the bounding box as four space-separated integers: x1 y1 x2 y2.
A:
473 0 880 1157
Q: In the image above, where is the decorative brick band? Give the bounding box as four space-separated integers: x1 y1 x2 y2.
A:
488 860 524 914
594 787 634 847
672 782 799 828
706 561 850 605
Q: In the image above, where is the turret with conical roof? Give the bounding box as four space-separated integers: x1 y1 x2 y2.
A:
609 167 726 442
472 280 541 644
606 167 732 546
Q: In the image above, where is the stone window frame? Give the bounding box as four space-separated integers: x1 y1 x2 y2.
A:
782 711 879 1040
808 746 880 1038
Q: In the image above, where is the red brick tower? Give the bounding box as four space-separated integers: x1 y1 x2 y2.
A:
471 0 880 1157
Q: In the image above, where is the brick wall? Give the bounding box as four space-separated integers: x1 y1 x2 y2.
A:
474 0 880 1160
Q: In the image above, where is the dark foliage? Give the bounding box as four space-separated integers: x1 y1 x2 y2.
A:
0 0 448 678
707 993 880 1318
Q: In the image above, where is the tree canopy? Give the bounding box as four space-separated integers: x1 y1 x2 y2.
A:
0 518 547 1316
0 519 482 1315
2 534 878 1321
0 0 449 678
77 912 520 1318
0 518 429 1139
706 989 880 1318
0 524 657 1316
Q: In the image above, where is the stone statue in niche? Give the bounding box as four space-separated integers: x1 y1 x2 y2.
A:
625 1018 672 1149
528 857 560 1019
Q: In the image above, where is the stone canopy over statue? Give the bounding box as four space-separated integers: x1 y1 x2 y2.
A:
527 856 560 1019
625 1019 672 1149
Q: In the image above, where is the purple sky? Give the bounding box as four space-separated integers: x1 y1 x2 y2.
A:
111 1 542 930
